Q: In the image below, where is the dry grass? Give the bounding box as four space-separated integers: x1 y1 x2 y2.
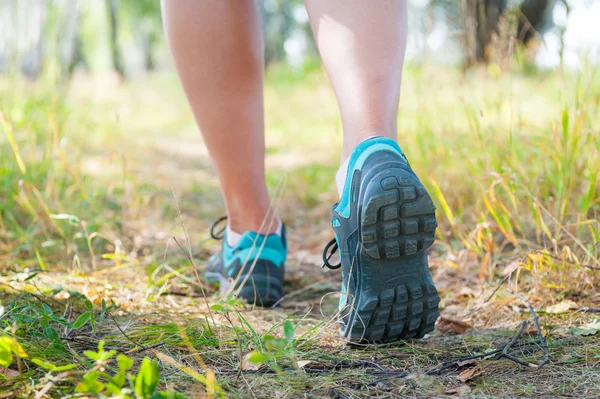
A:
0 63 599 398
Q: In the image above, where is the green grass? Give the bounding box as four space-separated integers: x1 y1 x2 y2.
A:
1 63 600 397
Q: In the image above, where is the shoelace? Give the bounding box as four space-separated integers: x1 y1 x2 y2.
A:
321 238 341 270
210 216 228 240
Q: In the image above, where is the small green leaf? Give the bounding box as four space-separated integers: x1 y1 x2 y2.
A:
284 320 294 344
0 339 12 367
112 371 127 388
35 250 46 271
84 350 100 361
263 335 286 351
51 315 72 326
210 304 223 311
24 272 39 281
42 303 53 315
68 290 86 300
32 358 57 371
117 354 134 371
76 371 104 393
85 300 93 311
136 357 160 399
227 296 244 307
571 319 600 336
50 285 64 295
44 326 60 342
54 364 77 372
101 350 117 361
90 313 97 334
150 392 186 399
73 312 91 329
101 298 107 311
247 351 269 364
50 213 80 225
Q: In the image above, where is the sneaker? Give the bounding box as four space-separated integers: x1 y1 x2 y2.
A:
205 217 287 307
322 137 440 342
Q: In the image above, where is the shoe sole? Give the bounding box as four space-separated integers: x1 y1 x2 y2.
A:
205 271 283 307
342 166 440 343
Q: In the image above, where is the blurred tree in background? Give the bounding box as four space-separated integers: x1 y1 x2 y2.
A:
431 0 555 66
0 0 571 80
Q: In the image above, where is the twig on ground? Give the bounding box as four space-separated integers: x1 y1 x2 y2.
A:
162 290 205 298
485 273 512 303
578 307 600 313
425 349 502 375
507 288 550 368
485 250 535 302
496 320 534 367
427 311 549 375
130 341 167 354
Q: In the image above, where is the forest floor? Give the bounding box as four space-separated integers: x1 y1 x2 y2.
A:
1 64 600 398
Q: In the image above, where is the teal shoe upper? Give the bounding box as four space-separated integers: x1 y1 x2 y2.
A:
206 220 287 307
335 137 406 219
221 230 287 277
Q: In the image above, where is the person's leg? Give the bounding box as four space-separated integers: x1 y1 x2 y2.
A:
161 0 277 235
304 0 408 160
306 1 440 342
162 1 285 307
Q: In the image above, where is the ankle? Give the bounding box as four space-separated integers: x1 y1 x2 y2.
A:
227 212 281 236
227 215 282 247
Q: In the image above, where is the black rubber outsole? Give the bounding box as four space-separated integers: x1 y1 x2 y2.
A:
342 167 441 343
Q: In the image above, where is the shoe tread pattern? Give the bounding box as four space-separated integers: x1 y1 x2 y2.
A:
347 171 440 343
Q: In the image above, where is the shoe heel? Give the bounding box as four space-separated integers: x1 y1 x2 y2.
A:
344 166 440 342
360 167 437 260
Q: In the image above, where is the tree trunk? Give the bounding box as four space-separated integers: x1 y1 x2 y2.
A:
517 0 556 44
137 22 157 72
463 0 507 65
20 0 47 79
59 3 88 79
106 0 125 78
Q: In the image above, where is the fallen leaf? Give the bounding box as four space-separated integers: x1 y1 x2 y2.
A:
240 352 266 371
437 317 470 334
502 261 520 277
0 367 19 378
457 366 482 382
546 300 578 314
570 319 600 336
445 384 472 395
297 360 312 369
